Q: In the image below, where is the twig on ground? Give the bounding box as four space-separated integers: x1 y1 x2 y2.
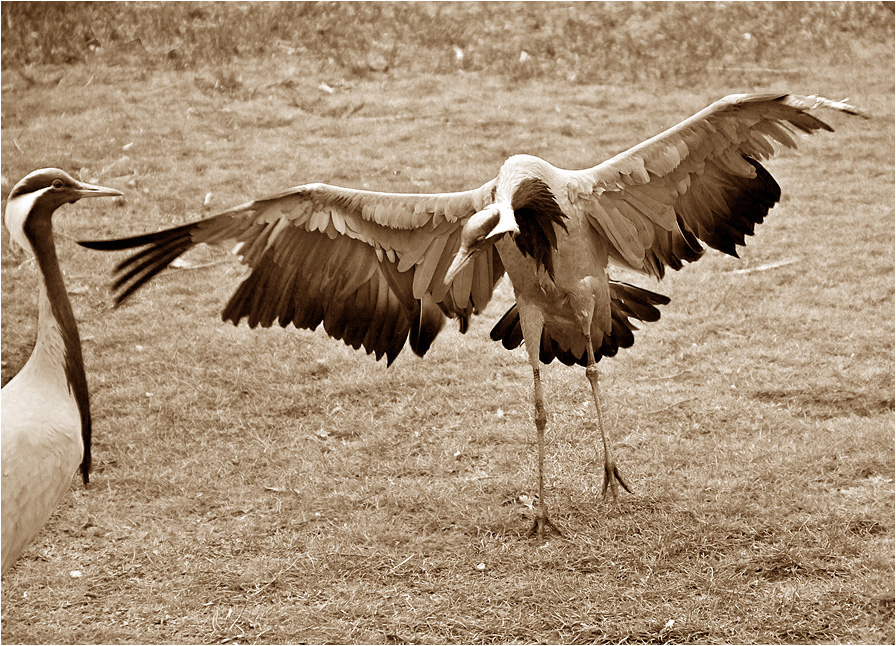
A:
733 258 799 274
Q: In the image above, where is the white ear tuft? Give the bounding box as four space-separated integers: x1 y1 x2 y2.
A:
4 188 42 255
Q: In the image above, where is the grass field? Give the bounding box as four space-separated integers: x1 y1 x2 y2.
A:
1 3 894 644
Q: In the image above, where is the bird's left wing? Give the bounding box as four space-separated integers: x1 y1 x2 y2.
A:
80 181 504 363
565 93 865 278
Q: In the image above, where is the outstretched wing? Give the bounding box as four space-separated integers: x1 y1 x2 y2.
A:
80 181 505 364
566 93 866 278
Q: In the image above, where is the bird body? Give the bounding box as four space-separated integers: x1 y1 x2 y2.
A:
80 93 864 536
1 168 121 575
490 154 618 357
2 372 83 574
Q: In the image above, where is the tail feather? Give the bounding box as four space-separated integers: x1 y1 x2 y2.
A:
490 305 524 350
489 281 670 366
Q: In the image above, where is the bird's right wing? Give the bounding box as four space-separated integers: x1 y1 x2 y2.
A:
80 181 505 364
566 93 866 278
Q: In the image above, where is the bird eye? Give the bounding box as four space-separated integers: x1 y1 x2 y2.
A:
51 179 64 189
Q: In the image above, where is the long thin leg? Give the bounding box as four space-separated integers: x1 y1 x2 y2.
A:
517 303 563 539
527 363 563 539
584 334 632 501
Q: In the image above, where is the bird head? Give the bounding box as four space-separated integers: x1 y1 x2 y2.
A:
4 168 122 252
444 203 519 286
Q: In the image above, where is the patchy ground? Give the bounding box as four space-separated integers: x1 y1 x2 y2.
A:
2 3 893 644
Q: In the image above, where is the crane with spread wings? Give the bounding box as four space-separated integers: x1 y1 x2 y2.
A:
81 93 864 537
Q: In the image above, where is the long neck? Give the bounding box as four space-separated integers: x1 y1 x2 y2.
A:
24 215 92 484
507 176 569 281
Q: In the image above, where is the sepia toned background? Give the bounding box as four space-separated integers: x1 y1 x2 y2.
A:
2 2 893 643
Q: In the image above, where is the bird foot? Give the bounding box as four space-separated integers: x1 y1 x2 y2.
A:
601 461 632 502
527 513 565 540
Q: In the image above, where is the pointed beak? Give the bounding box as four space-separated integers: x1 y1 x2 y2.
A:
444 205 519 286
73 180 123 199
444 245 475 286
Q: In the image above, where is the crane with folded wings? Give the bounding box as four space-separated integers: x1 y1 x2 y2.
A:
82 93 864 538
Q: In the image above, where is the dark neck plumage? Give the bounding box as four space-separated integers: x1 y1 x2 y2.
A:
510 178 569 280
24 212 92 484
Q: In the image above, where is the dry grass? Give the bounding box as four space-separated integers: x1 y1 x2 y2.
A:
2 3 894 644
